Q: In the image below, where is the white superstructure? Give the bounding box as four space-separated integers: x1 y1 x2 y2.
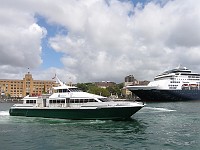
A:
128 66 200 91
150 66 200 90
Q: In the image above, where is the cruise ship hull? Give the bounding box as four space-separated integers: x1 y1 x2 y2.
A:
9 106 143 120
130 89 200 102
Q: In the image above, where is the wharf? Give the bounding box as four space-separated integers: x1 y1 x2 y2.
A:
0 99 22 103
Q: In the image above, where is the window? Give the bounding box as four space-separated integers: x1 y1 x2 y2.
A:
99 98 110 102
79 99 84 103
49 99 65 103
26 100 36 103
63 89 69 92
88 99 96 102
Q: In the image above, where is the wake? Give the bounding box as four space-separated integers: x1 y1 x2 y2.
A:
0 110 9 116
141 107 176 113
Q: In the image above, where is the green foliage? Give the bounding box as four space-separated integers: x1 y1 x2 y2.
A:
117 83 124 89
76 82 124 98
76 83 89 92
88 86 110 97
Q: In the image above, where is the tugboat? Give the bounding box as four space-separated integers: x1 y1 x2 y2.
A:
9 76 144 120
127 66 200 102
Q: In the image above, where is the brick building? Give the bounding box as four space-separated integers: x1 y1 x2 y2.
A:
94 81 116 88
0 72 57 98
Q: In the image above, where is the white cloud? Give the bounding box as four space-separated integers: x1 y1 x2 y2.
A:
1 0 200 83
0 5 46 73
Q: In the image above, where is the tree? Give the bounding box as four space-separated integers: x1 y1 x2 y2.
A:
76 83 88 92
76 82 124 98
106 85 121 97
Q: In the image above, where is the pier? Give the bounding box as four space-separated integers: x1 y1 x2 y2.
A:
0 98 22 103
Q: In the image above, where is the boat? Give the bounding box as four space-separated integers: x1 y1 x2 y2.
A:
127 66 200 102
9 76 144 120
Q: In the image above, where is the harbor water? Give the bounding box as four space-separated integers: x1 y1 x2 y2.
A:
0 102 200 150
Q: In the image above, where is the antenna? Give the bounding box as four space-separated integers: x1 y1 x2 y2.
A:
52 74 64 86
177 64 181 69
56 75 64 86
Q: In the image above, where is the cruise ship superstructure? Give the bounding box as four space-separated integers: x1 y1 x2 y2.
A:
127 66 200 101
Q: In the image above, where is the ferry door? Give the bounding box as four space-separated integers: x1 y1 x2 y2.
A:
43 99 46 107
66 98 70 107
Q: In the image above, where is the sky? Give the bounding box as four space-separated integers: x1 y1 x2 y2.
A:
1 0 200 83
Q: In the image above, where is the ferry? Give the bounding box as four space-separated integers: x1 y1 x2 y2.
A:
9 76 144 120
127 66 200 102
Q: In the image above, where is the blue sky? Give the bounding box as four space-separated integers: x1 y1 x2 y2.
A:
36 15 64 69
1 0 200 83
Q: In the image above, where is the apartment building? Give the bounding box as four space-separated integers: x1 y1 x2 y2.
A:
0 72 57 98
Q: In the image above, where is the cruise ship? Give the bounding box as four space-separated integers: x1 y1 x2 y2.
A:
9 76 144 120
127 66 200 102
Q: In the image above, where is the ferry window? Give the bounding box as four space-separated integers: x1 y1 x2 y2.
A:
89 99 97 102
64 89 70 92
57 100 64 103
79 99 84 103
70 99 74 103
99 98 110 102
69 88 82 92
74 99 79 103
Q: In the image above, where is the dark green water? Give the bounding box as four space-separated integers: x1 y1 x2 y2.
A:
0 102 200 150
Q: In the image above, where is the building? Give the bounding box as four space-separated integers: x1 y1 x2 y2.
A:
0 72 58 98
94 81 116 89
124 75 137 86
137 80 150 85
125 75 135 83
123 75 136 98
123 75 150 99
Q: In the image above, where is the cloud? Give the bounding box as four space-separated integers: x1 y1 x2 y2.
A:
1 0 200 83
0 5 46 69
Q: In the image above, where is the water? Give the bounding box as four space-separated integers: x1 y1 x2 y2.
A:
1 102 200 150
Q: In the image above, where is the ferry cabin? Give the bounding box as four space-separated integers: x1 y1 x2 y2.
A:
21 87 109 108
